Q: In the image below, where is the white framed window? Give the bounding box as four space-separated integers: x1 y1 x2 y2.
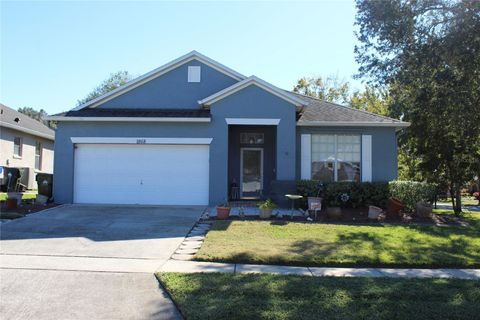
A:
13 137 22 157
35 141 42 170
311 134 361 182
188 66 201 82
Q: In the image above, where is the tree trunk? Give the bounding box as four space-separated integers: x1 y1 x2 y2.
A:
453 183 462 215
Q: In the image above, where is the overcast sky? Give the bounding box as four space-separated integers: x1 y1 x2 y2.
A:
1 1 362 114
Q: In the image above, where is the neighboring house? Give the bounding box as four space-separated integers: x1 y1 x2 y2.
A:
48 51 409 206
0 104 54 189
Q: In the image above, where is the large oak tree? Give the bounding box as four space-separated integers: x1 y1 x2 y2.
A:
355 0 480 213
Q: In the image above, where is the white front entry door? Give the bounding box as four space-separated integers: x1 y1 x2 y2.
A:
73 144 209 205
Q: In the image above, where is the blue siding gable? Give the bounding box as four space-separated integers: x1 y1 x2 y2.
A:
97 59 239 109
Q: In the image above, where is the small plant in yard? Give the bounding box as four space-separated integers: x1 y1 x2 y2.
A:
258 199 277 219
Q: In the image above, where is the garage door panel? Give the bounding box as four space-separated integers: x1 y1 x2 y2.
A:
74 144 209 205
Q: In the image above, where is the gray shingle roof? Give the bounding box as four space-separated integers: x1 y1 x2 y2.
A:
0 104 55 140
59 108 211 118
290 92 406 125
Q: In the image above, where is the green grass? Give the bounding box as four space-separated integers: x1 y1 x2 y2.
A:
195 213 480 268
0 192 37 202
158 273 480 320
437 196 479 206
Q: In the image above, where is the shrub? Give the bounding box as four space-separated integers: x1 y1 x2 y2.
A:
296 180 436 210
296 180 389 208
388 181 437 212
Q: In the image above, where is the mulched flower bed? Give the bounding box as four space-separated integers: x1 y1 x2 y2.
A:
211 207 470 226
0 201 58 219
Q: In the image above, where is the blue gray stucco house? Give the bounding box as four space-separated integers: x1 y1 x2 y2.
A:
48 51 409 206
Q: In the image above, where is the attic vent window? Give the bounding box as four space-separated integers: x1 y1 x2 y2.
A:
188 66 201 83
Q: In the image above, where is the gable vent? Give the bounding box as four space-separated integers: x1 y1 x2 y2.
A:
188 66 201 83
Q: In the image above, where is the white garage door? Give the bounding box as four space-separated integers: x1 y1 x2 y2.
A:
73 144 209 205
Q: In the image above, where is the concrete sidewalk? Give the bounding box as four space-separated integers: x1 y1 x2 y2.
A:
160 260 480 280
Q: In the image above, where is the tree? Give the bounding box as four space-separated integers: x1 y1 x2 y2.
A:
77 71 133 106
293 75 350 104
355 0 480 214
349 85 390 116
17 107 55 129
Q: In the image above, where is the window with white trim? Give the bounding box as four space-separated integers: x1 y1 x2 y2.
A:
188 66 201 82
35 141 42 170
311 134 361 182
13 137 22 157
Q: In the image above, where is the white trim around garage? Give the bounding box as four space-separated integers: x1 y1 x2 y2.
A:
45 116 211 122
70 137 213 145
225 118 281 125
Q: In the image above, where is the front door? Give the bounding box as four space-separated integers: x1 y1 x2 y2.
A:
240 148 263 198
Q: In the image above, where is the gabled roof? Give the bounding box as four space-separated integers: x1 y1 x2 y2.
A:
72 51 247 111
293 93 410 128
0 103 55 140
47 108 211 123
198 76 306 109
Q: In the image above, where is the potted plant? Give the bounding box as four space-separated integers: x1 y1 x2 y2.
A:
327 193 349 219
216 202 231 220
258 199 277 219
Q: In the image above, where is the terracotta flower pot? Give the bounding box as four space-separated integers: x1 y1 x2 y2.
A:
216 207 231 220
387 197 405 217
6 198 17 209
326 207 342 219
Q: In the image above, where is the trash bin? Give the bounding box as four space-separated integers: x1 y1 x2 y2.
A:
36 173 53 198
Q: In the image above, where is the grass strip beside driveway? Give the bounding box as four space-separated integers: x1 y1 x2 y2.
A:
195 211 480 268
157 273 480 320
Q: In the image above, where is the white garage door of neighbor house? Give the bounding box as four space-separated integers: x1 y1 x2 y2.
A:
74 144 209 205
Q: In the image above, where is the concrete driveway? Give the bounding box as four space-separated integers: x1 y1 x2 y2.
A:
0 204 204 319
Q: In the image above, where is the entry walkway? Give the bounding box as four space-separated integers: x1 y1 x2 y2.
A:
160 260 480 280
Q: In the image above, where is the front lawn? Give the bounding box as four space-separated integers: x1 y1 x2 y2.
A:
0 192 37 202
158 273 480 320
195 212 480 268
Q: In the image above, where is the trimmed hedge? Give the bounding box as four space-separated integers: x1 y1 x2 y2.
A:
296 180 436 211
388 181 436 211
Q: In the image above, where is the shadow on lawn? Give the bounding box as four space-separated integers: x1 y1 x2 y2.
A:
285 227 480 268
158 273 480 320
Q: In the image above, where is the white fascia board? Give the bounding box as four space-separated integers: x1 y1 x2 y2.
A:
198 76 306 108
71 137 213 145
296 121 411 128
0 121 54 140
72 51 246 111
225 118 281 125
45 116 211 123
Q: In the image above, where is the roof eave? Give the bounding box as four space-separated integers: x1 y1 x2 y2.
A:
44 116 211 123
0 121 55 140
296 121 411 128
198 76 306 110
